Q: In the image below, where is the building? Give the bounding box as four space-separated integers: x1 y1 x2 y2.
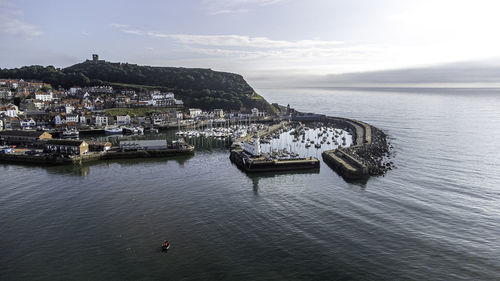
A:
20 118 36 129
116 115 131 126
35 92 53 102
213 109 224 118
0 130 52 146
251 108 266 117
242 133 261 156
66 114 79 125
93 115 108 127
86 141 112 152
44 139 89 155
119 140 167 151
189 108 202 118
0 104 19 117
54 115 65 126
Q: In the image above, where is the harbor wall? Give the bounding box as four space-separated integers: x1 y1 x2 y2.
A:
288 110 391 180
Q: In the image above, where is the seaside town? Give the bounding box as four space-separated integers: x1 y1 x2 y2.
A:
0 57 391 179
0 79 268 134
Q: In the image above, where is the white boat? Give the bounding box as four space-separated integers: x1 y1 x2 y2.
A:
104 126 122 135
62 128 79 138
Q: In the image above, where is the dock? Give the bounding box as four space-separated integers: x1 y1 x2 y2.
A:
230 149 320 173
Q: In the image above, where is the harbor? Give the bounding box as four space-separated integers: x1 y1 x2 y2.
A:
0 109 391 180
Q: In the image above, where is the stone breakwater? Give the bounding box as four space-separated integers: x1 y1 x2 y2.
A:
292 112 393 180
321 116 393 180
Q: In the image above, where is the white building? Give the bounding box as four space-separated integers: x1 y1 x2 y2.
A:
54 115 65 126
189 108 202 118
176 111 183 120
213 109 224 118
93 115 108 127
116 115 131 126
20 118 36 129
70 87 82 94
35 92 53 102
251 108 266 117
242 133 261 156
65 105 75 114
66 114 79 123
0 105 18 117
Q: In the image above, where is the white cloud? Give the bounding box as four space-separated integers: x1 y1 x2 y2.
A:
122 29 144 36
123 29 343 49
202 0 285 15
0 1 42 37
110 23 129 28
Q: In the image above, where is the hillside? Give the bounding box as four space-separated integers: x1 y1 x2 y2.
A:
0 60 276 112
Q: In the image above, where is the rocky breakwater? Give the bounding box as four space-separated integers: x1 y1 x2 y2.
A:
321 116 393 181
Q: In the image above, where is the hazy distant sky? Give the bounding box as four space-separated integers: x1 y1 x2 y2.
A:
2 0 500 84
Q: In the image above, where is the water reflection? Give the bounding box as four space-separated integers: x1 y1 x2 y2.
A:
44 154 194 177
245 169 321 195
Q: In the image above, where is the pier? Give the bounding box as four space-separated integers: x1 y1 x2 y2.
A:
321 116 389 180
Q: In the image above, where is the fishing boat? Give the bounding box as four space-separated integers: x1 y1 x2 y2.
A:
104 126 122 135
162 240 170 251
62 128 79 138
122 126 144 135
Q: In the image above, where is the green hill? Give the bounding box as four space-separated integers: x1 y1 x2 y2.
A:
0 60 276 113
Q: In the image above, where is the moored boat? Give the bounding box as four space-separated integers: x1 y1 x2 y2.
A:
62 128 79 138
104 126 122 135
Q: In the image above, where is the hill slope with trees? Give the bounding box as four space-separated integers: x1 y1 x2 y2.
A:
0 60 275 112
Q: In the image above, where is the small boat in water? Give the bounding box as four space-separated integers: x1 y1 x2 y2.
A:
162 240 170 251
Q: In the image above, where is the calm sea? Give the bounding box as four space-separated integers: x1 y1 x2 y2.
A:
1 88 499 280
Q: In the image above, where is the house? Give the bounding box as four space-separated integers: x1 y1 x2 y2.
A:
20 118 36 129
213 109 224 118
0 104 19 117
69 87 82 94
43 139 88 155
54 115 65 126
189 108 202 118
93 115 108 127
251 108 266 117
0 119 3 131
116 115 131 126
66 114 79 125
0 130 52 146
35 91 53 102
65 105 75 114
86 140 112 152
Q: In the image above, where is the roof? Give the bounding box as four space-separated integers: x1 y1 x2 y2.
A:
86 140 111 146
45 139 85 146
0 130 50 138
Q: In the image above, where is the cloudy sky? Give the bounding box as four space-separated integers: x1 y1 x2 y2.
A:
2 0 500 85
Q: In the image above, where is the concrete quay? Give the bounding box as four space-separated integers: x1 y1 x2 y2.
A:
0 147 195 166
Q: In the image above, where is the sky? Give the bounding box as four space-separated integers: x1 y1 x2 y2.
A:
2 0 500 86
